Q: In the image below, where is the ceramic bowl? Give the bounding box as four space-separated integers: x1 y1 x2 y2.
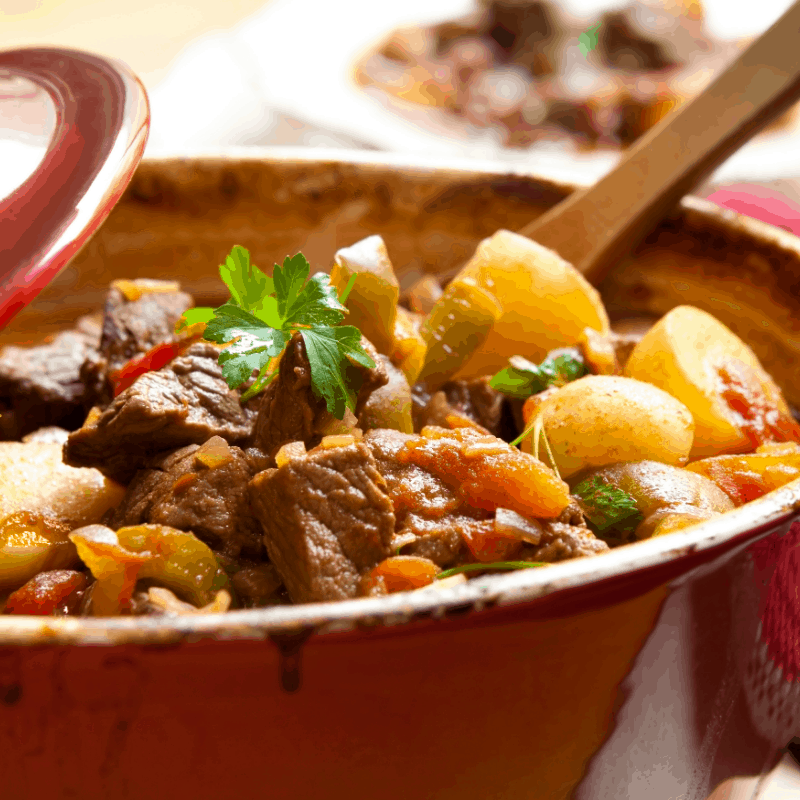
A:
1 149 799 800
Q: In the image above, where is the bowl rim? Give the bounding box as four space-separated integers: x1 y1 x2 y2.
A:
3 147 800 647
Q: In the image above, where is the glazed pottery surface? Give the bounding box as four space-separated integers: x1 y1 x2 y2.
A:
2 150 799 800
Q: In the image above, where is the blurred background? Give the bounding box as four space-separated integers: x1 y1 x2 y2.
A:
3 1 800 795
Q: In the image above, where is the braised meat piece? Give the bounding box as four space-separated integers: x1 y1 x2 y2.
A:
249 441 395 603
65 343 256 483
0 315 100 439
81 279 193 405
253 333 388 461
412 376 505 435
112 436 263 559
522 521 610 562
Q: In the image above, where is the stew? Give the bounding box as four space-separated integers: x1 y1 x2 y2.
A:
1 229 797 615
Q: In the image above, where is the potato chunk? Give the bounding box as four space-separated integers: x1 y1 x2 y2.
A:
575 461 734 540
451 230 610 378
0 442 125 526
524 375 694 479
624 306 798 457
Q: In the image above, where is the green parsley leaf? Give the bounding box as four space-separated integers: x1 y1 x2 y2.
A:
219 245 274 310
301 326 375 419
572 476 642 532
284 272 348 327
175 306 215 332
490 349 586 400
273 253 310 320
436 561 547 580
204 303 289 388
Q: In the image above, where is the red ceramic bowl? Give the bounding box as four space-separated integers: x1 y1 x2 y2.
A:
1 151 799 800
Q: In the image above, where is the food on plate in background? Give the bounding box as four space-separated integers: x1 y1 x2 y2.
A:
355 0 796 150
1 228 798 616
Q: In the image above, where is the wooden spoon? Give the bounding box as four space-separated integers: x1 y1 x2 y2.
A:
519 0 800 285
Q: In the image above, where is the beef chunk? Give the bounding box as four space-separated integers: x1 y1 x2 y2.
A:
253 332 388 461
230 564 284 607
412 377 505 436
249 441 395 603
65 343 255 483
0 315 100 439
82 280 193 405
112 436 263 558
522 521 609 562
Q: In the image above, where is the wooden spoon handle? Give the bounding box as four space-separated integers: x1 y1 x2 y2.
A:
520 0 800 285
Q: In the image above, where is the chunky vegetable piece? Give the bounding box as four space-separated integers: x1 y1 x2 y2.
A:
4 570 88 615
521 375 695 479
330 235 400 354
358 357 414 433
69 524 229 616
398 426 570 519
449 230 610 378
361 555 441 595
685 441 800 505
416 276 503 390
573 461 734 540
391 307 427 384
0 512 78 591
0 442 126 527
625 306 799 457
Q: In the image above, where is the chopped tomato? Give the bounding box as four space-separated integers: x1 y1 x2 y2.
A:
716 360 800 448
109 333 202 397
5 570 88 616
460 522 523 563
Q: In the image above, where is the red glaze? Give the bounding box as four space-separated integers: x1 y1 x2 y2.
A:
0 48 149 329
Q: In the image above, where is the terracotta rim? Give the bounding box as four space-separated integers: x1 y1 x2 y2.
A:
3 148 800 646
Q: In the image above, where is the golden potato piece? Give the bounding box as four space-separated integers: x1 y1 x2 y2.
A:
575 461 734 540
526 375 695 479
452 230 610 378
0 442 126 527
624 306 798 457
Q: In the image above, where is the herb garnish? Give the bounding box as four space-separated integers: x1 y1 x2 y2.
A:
572 476 642 532
436 561 547 580
177 246 373 417
489 349 585 400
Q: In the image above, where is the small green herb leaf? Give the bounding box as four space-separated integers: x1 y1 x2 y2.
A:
219 245 274 310
572 476 642 532
175 306 215 332
437 561 548 580
273 253 310 320
284 272 348 327
301 326 375 418
490 349 586 400
203 303 289 389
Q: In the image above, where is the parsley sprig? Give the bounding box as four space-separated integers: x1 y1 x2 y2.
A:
572 476 642 533
489 349 586 400
178 246 372 417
